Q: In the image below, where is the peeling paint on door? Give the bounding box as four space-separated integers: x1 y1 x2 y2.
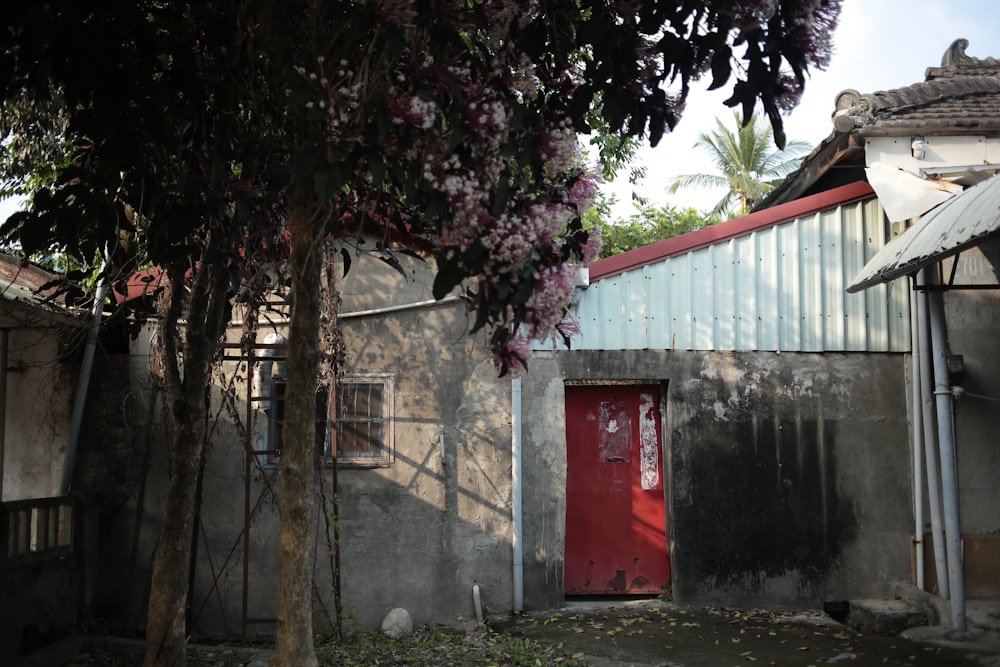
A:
599 400 630 462
638 393 660 490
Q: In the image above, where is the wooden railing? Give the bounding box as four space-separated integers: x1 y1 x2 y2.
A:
1 496 75 566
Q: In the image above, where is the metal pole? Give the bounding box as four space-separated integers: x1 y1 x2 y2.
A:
916 274 949 599
61 268 111 494
909 292 925 590
928 287 966 634
512 377 524 612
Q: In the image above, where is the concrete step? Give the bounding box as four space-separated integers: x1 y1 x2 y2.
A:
846 598 930 636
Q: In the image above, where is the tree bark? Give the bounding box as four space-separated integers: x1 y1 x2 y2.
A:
270 204 322 667
144 262 230 667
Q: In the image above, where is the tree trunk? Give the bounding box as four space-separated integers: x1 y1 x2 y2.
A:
271 205 322 667
144 422 204 667
144 262 231 667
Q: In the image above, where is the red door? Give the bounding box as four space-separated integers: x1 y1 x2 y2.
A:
564 384 670 595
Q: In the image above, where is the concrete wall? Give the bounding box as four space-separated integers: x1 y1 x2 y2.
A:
1 325 77 501
520 349 913 610
942 238 1000 536
104 250 517 635
96 241 950 633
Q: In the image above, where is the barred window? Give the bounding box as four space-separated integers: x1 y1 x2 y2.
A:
332 375 394 468
261 374 394 469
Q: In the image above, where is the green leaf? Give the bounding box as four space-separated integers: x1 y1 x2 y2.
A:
432 254 465 300
707 45 732 91
379 253 407 280
340 247 352 277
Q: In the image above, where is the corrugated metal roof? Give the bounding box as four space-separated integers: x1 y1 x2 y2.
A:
590 182 877 281
569 195 911 352
847 174 1000 292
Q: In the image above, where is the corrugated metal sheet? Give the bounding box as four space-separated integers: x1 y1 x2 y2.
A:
570 197 911 352
848 173 1000 292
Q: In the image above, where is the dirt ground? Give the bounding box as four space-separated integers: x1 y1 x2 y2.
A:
18 601 1000 667
493 601 1000 667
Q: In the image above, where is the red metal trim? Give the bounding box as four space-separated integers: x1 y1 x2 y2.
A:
588 181 876 281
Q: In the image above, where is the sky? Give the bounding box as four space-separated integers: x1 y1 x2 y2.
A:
602 0 1000 218
2 1 999 224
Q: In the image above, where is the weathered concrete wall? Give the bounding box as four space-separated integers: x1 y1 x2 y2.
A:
1 327 77 501
104 256 515 635
942 238 1000 538
521 349 912 610
336 304 513 629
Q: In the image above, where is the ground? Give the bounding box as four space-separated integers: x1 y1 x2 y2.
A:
494 601 1000 667
17 602 1000 667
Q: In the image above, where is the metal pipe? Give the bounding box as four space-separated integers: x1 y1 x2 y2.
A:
511 377 524 612
61 268 111 494
0 329 8 503
225 295 463 329
472 583 484 622
917 275 949 599
909 292 925 590
928 287 966 634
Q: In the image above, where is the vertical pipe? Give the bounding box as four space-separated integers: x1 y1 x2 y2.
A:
511 377 524 613
61 270 111 494
242 347 253 641
331 373 342 635
0 329 7 504
909 292 925 590
917 277 948 599
928 288 966 634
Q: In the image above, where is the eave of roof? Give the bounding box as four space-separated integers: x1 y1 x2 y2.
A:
588 180 875 282
761 39 1000 210
0 253 88 325
847 173 1000 292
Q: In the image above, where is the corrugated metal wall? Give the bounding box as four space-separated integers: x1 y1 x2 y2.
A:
571 197 911 352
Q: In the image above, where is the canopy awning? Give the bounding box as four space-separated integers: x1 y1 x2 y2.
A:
847 174 1000 292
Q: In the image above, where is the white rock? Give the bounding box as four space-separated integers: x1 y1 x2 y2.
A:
381 607 414 638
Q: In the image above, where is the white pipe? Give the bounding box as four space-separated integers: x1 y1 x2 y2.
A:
512 377 524 613
225 295 463 329
928 288 966 634
252 332 287 411
917 278 949 599
472 584 484 622
909 292 925 590
61 267 112 494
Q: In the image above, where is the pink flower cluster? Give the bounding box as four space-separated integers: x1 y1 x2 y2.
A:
296 2 602 376
387 93 440 129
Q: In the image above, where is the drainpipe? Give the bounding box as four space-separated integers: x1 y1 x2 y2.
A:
0 329 7 503
512 376 524 612
916 279 948 599
61 268 111 494
252 332 288 406
927 287 966 634
909 294 924 591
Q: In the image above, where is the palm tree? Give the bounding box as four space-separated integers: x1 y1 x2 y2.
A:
667 110 811 218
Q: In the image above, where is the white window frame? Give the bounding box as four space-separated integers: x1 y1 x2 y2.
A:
329 374 395 468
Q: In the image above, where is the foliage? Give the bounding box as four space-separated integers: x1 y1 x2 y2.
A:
277 0 841 374
588 204 720 258
667 110 812 218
